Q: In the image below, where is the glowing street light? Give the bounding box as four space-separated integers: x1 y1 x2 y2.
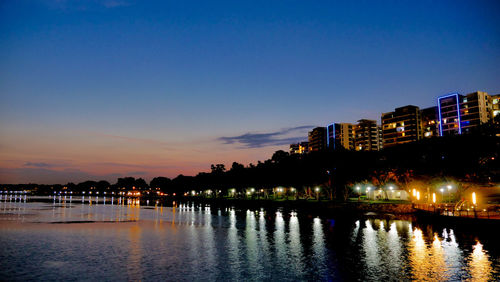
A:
412 189 416 197
446 185 453 203
432 193 436 203
472 192 476 205
417 191 420 201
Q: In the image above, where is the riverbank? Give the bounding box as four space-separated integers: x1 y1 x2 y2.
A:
173 197 416 215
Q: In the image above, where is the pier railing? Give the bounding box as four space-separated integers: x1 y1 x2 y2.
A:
413 203 500 219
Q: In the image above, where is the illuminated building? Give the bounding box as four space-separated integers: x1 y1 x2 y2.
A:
354 119 381 151
491 94 500 120
381 105 422 147
308 127 327 152
420 106 439 138
326 123 354 150
289 141 309 155
438 91 493 136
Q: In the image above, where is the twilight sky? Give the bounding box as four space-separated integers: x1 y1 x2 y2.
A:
1 0 499 184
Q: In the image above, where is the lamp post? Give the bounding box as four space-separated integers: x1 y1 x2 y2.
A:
440 188 444 203
315 187 320 201
472 192 477 218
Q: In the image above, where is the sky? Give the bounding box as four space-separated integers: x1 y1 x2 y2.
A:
1 0 499 184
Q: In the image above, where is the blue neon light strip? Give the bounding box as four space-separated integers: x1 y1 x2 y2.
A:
327 123 334 148
333 123 336 150
437 92 461 136
326 124 329 147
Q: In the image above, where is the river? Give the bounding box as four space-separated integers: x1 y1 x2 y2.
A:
0 195 499 281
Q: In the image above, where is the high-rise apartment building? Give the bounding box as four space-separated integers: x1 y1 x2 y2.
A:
289 142 309 155
438 91 493 136
354 119 381 151
381 105 422 147
308 127 327 152
326 123 354 150
420 106 439 138
492 94 500 119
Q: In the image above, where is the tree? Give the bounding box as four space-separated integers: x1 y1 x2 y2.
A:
150 177 171 192
210 164 226 174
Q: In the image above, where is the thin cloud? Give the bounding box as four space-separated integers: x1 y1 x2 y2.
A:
218 125 314 148
23 162 53 168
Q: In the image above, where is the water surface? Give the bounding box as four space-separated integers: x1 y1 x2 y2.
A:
1 195 499 281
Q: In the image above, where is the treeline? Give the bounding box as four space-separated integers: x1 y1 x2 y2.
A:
2 135 499 199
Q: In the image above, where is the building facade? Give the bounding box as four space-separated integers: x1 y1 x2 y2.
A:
492 94 500 120
438 91 494 136
354 119 381 151
308 127 327 152
289 142 309 155
381 105 422 147
326 123 354 150
420 106 439 138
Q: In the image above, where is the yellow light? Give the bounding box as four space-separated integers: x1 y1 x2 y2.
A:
412 189 416 197
432 193 436 203
472 192 476 205
417 191 420 201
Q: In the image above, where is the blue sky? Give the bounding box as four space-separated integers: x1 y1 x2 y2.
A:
1 0 499 183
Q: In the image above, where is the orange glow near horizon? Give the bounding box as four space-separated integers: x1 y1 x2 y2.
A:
0 132 285 184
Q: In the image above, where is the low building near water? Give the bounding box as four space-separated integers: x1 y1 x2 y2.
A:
366 189 410 201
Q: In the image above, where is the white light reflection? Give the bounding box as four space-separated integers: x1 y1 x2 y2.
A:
227 208 242 280
288 212 305 274
312 217 328 275
245 209 262 276
468 241 493 281
362 220 381 274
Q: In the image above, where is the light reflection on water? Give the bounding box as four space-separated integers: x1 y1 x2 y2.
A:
0 196 499 281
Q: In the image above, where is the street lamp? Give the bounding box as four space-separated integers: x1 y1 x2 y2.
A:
440 188 444 202
432 193 436 203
